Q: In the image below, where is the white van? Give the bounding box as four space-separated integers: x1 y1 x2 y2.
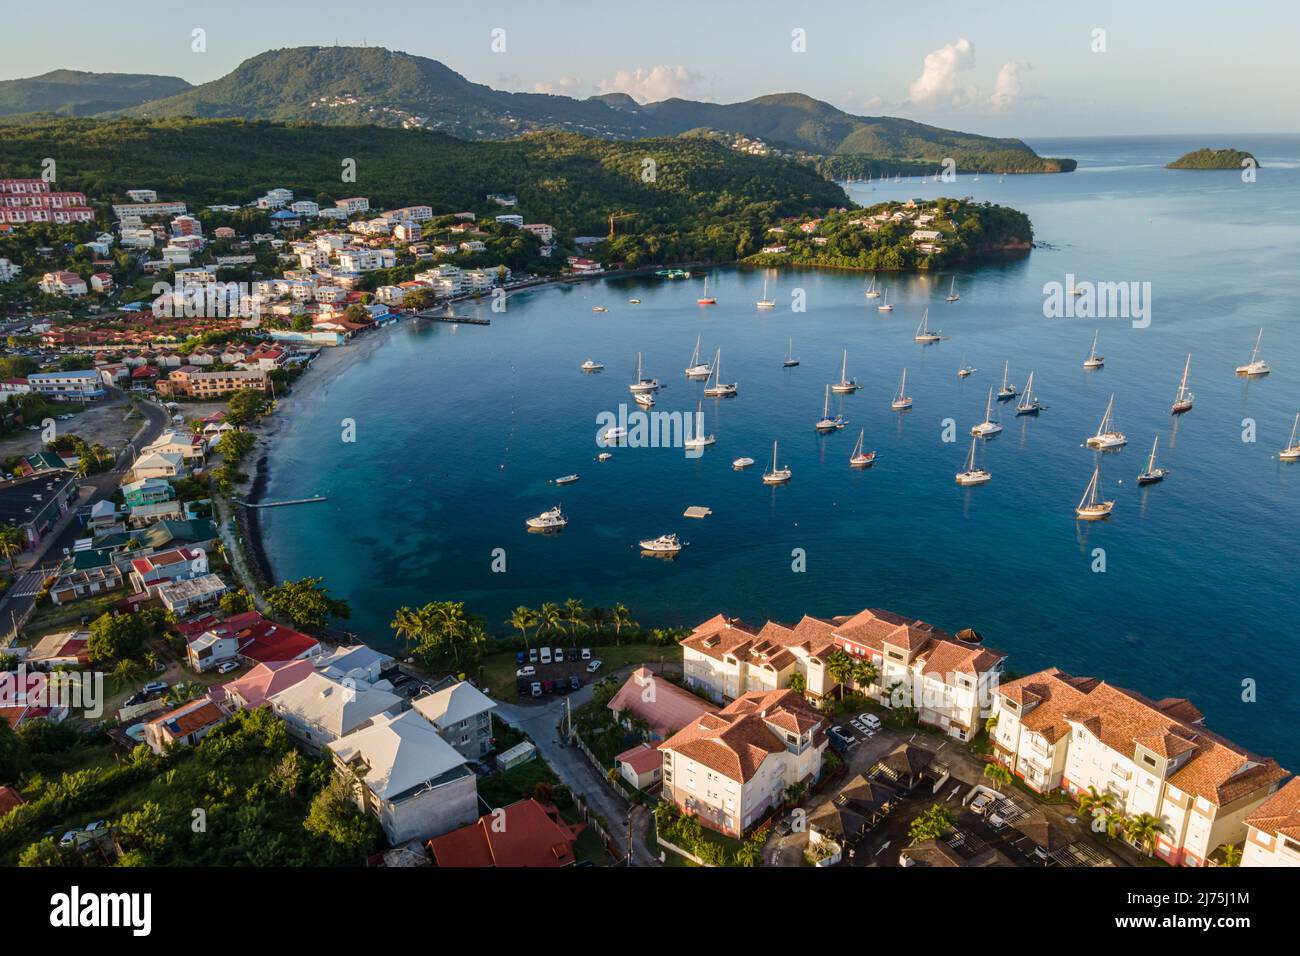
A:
540 647 552 664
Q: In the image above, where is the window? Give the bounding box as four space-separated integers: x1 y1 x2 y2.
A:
1141 754 1157 768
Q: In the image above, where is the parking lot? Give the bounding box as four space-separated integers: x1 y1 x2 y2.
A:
512 644 604 701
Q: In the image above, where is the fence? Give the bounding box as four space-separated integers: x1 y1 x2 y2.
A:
572 793 621 862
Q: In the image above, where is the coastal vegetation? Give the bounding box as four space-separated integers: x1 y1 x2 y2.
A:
1167 147 1257 169
264 576 351 632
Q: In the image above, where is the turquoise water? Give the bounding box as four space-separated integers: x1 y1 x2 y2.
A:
264 134 1300 767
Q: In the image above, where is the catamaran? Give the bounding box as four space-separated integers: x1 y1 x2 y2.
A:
702 349 737 397
946 276 960 302
628 352 659 393
1280 413 1300 461
1086 393 1127 449
955 436 991 486
914 308 941 343
850 429 876 467
996 360 1017 400
526 505 569 532
1171 354 1194 414
1015 371 1043 415
831 350 860 393
762 440 792 484
756 275 776 309
783 339 800 368
1137 436 1166 485
684 335 712 378
1075 466 1114 520
891 369 912 410
971 387 1002 437
865 276 882 299
1083 330 1104 369
639 533 683 555
697 275 716 305
815 384 846 431
683 401 715 450
877 288 893 312
1236 328 1269 376
580 359 604 372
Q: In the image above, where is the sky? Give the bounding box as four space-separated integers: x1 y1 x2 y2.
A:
5 0 1297 138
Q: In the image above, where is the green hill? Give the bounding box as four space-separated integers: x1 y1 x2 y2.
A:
1167 148 1258 169
0 70 191 118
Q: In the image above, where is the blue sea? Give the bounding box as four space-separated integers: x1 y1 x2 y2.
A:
262 134 1300 768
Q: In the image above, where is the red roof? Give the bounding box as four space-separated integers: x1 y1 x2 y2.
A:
616 742 663 776
0 786 25 816
427 799 583 868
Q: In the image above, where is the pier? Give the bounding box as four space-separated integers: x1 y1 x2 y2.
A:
414 309 491 325
238 496 328 509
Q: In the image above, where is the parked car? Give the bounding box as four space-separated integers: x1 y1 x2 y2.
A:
969 791 996 815
58 830 82 847
776 816 794 837
861 713 882 731
515 651 526 665
516 665 536 678
528 648 539 663
569 676 581 691
540 647 552 664
216 660 240 675
581 647 592 660
530 681 543 697
552 679 568 694
84 820 108 833
586 659 602 673
142 681 168 695
554 648 565 663
542 679 554 693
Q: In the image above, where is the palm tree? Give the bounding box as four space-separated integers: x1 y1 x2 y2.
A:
587 606 607 635
825 650 856 701
507 606 538 649
982 762 1013 792
1077 785 1117 829
1102 809 1126 840
0 524 23 574
430 602 469 666
143 651 160 673
111 658 144 692
539 602 563 638
389 606 425 651
983 714 999 736
1216 843 1243 867
851 658 878 694
563 598 586 636
1124 812 1166 857
610 604 633 645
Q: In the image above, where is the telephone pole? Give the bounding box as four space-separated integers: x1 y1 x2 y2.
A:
626 812 633 867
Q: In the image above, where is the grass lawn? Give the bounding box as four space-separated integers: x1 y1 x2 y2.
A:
478 642 678 697
22 590 125 638
476 757 560 810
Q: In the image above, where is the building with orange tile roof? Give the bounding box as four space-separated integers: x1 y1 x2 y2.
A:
1242 777 1300 867
144 698 229 754
426 798 584 867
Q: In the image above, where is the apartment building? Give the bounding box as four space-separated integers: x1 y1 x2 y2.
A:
112 200 187 220
0 258 21 282
412 680 496 759
1 179 94 224
158 367 269 399
268 671 402 753
990 667 1288 867
660 688 827 837
27 369 105 400
39 271 88 297
1242 778 1300 867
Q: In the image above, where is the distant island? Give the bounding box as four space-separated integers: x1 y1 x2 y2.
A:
1167 148 1258 169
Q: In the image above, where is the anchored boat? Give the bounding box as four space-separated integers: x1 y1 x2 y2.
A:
1075 466 1114 520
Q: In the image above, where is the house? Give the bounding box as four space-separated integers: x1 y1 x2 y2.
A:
0 786 24 817
121 477 175 508
315 644 393 685
607 667 717 740
412 681 495 759
427 798 583 867
1242 778 1300 867
869 742 939 791
144 698 229 753
15 451 68 477
616 743 664 791
0 670 70 728
681 613 840 702
90 272 114 293
128 546 208 594
219 659 316 710
26 370 106 400
659 688 828 837
156 573 228 615
140 430 206 465
130 451 184 480
48 563 124 605
87 499 118 531
25 630 91 668
327 710 479 844
268 672 402 752
187 629 240 672
0 469 78 549
128 500 184 526
990 667 1289 867
181 610 321 665
39 271 87 297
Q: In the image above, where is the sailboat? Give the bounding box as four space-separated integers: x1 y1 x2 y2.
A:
877 288 893 312
1136 436 1166 484
628 352 660 393
783 339 800 368
1086 393 1127 449
684 401 715 450
865 276 882 299
890 369 912 410
762 440 792 484
1280 413 1300 461
1235 328 1269 376
1075 466 1114 520
831 350 860 393
1015 371 1043 415
1171 354 1194 414
850 429 876 467
684 335 712 378
697 275 716 305
1083 330 1104 369
756 274 776 309
815 384 846 431
914 308 941 343
996 360 1017 400
702 349 737 397
946 276 960 302
955 436 991 486
971 387 1002 437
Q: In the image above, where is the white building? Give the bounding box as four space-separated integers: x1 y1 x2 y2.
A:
268 672 402 752
0 258 21 282
412 681 496 759
335 197 370 215
1242 778 1300 867
39 271 87 297
26 370 105 400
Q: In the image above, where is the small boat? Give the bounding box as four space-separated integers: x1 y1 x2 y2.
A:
850 429 876 467
865 276 882 299
955 436 991 486
1280 413 1300 462
602 426 627 443
1086 394 1127 449
732 456 756 470
634 391 655 408
1171 354 1194 414
628 352 660 393
1015 371 1043 415
914 308 941 344
1068 282 1085 297
1136 436 1166 485
877 289 893 312
1236 328 1270 376
783 338 800 368
697 275 717 306
1083 329 1104 369
996 360 1017 400
815 384 846 432
628 298 641 304
580 359 604 372
762 439 792 484
526 505 568 531
684 401 715 450
597 452 613 462
971 387 1002 437
592 305 608 313
957 357 976 378
702 349 737 397
831 350 859 393
756 275 776 309
684 335 712 379
639 533 683 554
552 474 580 485
945 276 960 302
890 369 912 411
1075 466 1114 520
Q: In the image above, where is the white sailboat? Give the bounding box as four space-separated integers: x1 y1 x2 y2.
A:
850 429 876 468
946 275 960 302
831 350 860 393
1075 466 1114 520
1137 436 1166 484
815 383 846 431
877 288 893 312
1280 413 1300 461
684 335 712 378
783 338 800 368
890 369 912 411
526 505 569 532
914 308 941 343
865 276 882 299
996 360 1017 400
971 387 1002 437
683 401 715 450
697 275 716 305
628 352 660 393
1083 330 1104 369
1171 354 1194 414
756 274 776 309
1015 371 1043 415
1086 393 1127 449
955 436 991 486
762 439 792 484
702 348 737 396
1236 328 1269 376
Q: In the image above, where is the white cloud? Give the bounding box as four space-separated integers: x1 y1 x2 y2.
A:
908 38 977 108
988 61 1025 111
596 65 704 104
533 76 585 96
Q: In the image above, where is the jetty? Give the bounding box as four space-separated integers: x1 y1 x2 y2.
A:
414 309 490 325
238 496 327 509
